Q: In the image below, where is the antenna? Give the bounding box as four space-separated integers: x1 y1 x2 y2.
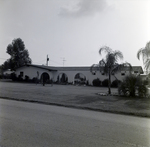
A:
60 57 66 66
63 58 66 66
46 55 49 66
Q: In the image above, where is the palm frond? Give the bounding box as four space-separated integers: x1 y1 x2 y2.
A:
99 59 106 66
113 50 123 61
137 48 145 60
121 62 132 72
111 62 132 74
111 63 120 74
137 48 142 60
144 58 150 72
137 42 150 61
99 59 108 74
99 46 112 55
90 64 99 74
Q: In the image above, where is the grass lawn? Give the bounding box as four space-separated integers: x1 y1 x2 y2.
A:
0 81 150 117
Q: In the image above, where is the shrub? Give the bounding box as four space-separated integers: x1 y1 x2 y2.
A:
92 78 101 87
32 77 37 83
118 74 147 97
11 73 17 81
102 79 109 87
0 75 3 79
18 75 23 81
25 75 29 82
111 80 121 88
143 79 149 85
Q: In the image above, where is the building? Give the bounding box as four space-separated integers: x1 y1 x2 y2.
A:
14 64 144 85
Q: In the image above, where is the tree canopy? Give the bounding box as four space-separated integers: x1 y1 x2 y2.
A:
2 38 32 70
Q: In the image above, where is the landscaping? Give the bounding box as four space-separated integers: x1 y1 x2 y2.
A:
0 81 150 117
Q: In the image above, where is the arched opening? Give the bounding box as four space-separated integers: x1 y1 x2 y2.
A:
40 72 50 84
74 73 86 85
57 73 68 84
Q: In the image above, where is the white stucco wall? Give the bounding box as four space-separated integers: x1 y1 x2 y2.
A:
15 65 142 85
15 66 52 80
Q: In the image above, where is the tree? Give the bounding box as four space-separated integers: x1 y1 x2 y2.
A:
137 41 150 73
5 38 32 70
1 60 10 70
90 46 131 95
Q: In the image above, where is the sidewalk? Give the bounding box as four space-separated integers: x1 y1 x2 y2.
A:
0 82 150 117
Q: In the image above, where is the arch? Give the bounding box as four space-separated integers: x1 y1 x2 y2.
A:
57 73 68 84
40 72 50 84
74 73 86 85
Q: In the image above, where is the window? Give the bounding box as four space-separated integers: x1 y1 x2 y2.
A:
121 73 125 76
121 71 125 76
92 71 96 75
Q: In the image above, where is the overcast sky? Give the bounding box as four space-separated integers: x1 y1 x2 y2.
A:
0 0 150 68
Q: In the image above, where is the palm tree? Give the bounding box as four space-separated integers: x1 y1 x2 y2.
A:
137 41 150 73
91 46 131 95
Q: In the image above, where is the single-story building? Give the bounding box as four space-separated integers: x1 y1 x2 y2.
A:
14 64 144 85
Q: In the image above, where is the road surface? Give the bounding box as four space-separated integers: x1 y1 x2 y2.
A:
0 99 150 147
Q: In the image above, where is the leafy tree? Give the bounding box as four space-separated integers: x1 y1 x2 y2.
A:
118 74 147 97
5 38 32 70
137 41 150 73
1 60 10 70
90 46 131 94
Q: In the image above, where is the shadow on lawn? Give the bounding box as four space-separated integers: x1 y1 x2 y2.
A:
67 96 100 104
125 99 150 110
68 95 119 104
68 94 150 111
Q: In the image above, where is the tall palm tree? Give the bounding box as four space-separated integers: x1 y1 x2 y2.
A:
91 46 131 95
137 41 150 73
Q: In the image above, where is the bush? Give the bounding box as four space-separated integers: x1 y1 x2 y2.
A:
102 79 109 87
111 80 121 88
32 77 37 83
11 73 17 81
18 75 23 81
25 75 30 82
92 78 101 87
143 79 149 85
0 75 3 79
118 74 147 97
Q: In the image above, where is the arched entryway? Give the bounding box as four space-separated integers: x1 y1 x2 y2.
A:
74 73 86 85
57 73 68 84
40 72 50 84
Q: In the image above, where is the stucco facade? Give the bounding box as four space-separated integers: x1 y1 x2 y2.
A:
15 64 144 85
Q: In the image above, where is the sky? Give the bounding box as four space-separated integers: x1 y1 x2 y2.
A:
0 0 150 68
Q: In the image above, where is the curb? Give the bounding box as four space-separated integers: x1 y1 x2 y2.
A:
0 96 150 118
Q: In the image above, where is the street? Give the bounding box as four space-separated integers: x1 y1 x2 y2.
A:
0 99 150 147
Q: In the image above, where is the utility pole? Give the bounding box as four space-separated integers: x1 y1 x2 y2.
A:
46 55 49 66
62 58 66 66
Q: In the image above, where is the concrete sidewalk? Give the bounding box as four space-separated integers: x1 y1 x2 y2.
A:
0 82 150 117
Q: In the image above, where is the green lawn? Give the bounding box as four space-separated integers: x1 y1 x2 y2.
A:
0 81 150 117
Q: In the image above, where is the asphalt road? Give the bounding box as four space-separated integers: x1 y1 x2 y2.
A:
0 99 150 147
